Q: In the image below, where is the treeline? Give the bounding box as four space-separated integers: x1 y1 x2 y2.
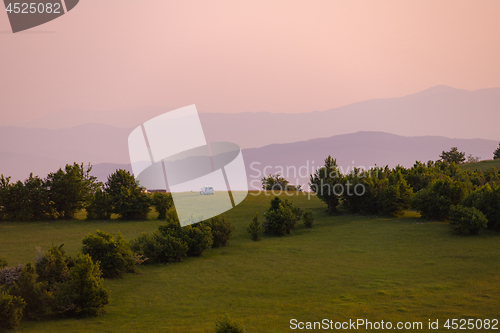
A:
310 155 500 234
0 164 172 222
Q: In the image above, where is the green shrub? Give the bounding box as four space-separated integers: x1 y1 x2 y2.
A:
462 183 500 230
205 215 234 247
158 218 213 257
247 213 262 241
303 210 314 228
411 177 467 220
86 189 112 220
53 253 109 317
0 258 7 270
377 170 413 216
130 231 188 264
35 244 69 287
215 314 246 333
8 263 51 320
0 291 26 331
82 230 136 278
449 205 488 235
150 192 173 219
263 197 301 236
180 223 213 257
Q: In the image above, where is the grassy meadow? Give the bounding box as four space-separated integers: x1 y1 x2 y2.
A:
1 192 499 332
459 159 500 172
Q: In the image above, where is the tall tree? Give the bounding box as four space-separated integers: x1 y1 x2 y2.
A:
105 169 150 220
494 143 500 160
309 156 344 213
440 147 465 164
46 163 97 219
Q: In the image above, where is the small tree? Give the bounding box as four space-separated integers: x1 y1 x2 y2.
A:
82 230 136 278
449 205 488 235
247 213 262 241
0 291 26 331
494 143 500 160
440 147 465 164
303 210 314 228
215 314 246 333
261 174 301 191
309 156 344 213
205 215 234 247
150 192 173 219
53 253 109 317
263 200 296 236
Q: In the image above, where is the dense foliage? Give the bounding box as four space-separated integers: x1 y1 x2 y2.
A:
82 230 136 278
261 174 302 192
104 169 150 220
449 205 488 235
150 192 174 219
263 196 302 236
205 215 234 247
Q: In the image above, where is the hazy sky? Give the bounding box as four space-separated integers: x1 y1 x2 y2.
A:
1 0 499 125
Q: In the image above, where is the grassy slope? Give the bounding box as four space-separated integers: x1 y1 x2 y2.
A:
1 192 499 332
459 159 500 172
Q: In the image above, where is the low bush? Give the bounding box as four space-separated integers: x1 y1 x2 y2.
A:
205 215 234 247
462 183 500 230
412 177 467 220
449 205 488 235
53 253 109 317
247 213 262 241
8 263 51 320
35 244 69 286
82 230 136 278
0 291 26 331
263 197 302 236
303 210 314 228
130 231 188 264
178 224 213 257
214 314 246 333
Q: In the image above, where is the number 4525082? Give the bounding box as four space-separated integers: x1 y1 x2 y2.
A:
5 3 62 14
444 319 498 330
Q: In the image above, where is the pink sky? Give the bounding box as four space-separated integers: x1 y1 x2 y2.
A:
1 0 500 125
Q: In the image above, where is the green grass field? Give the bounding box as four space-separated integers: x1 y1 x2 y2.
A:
1 192 499 332
459 159 500 172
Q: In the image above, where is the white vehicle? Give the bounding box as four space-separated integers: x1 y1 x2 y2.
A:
200 186 215 195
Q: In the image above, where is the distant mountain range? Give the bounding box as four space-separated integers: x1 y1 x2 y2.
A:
2 85 498 185
1 131 497 189
12 86 500 149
